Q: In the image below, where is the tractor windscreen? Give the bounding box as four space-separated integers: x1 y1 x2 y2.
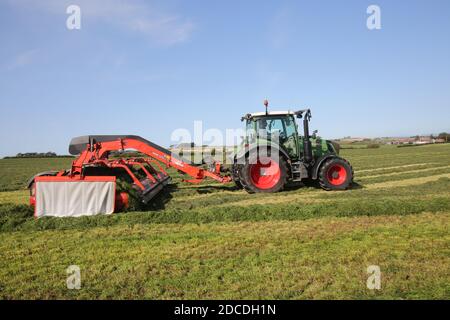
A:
256 118 283 140
253 117 297 143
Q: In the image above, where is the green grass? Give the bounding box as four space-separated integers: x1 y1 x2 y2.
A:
0 143 449 299
0 157 73 192
0 213 448 299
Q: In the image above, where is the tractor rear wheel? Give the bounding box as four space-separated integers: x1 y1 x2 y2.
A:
240 153 288 193
318 157 353 190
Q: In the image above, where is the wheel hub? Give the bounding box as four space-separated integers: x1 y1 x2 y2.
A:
250 158 281 190
326 164 347 186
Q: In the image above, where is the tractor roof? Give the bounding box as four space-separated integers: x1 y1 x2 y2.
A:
242 110 295 121
242 109 310 121
249 111 294 117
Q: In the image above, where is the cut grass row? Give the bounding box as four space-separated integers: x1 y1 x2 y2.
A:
1 183 448 232
1 160 449 232
355 162 438 174
341 144 450 168
355 162 439 177
2 173 448 212
357 167 450 184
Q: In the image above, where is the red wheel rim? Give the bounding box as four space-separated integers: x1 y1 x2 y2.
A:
327 164 347 186
249 158 281 189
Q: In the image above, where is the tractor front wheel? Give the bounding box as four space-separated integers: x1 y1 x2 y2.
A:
240 153 288 193
318 157 353 190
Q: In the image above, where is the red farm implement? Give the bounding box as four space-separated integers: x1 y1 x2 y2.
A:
28 135 231 217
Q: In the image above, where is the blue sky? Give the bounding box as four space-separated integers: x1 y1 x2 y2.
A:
0 0 449 156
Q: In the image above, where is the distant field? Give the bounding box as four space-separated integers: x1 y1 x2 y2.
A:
0 157 73 192
0 144 449 299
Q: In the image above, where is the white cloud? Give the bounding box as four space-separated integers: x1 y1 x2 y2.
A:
6 0 194 45
7 49 39 70
267 6 296 49
130 15 194 45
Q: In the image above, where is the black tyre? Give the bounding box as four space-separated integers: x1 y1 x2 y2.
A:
318 157 353 190
301 178 318 188
240 152 288 193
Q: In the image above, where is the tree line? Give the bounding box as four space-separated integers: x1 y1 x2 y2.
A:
3 152 74 159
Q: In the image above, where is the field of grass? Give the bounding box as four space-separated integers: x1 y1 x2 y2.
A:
0 157 74 192
0 144 449 299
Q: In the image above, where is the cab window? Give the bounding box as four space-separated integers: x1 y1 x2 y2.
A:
256 118 284 139
255 117 296 141
284 116 296 138
246 120 256 142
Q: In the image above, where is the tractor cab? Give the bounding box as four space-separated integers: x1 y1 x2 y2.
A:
243 111 300 159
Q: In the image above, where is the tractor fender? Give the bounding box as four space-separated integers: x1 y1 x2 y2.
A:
311 154 342 180
234 143 291 165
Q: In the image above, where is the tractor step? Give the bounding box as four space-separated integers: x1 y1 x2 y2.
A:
291 161 309 181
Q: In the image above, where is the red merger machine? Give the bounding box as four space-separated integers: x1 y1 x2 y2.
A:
29 135 231 217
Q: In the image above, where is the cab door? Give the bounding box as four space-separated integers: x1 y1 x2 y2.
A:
282 116 299 159
254 116 299 159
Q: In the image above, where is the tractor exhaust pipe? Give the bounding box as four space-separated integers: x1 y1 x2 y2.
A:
302 109 313 163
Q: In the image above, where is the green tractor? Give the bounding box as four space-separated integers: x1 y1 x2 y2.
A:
231 102 353 193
